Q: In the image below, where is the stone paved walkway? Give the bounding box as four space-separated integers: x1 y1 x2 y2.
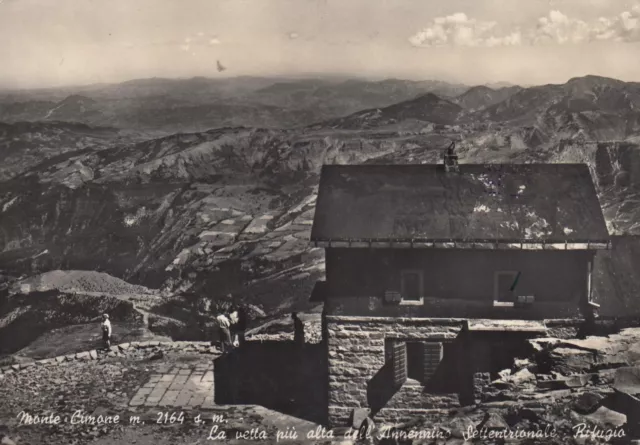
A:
129 362 215 409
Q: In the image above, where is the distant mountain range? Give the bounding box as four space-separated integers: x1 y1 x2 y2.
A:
2 74 640 321
0 77 469 133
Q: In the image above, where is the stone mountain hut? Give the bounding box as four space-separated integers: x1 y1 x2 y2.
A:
309 153 611 426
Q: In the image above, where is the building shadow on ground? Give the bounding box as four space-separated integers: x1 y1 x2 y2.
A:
214 340 328 424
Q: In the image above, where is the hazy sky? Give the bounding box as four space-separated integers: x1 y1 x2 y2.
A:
2 0 640 88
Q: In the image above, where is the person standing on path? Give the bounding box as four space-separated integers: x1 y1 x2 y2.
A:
216 312 233 354
101 314 112 349
231 305 248 347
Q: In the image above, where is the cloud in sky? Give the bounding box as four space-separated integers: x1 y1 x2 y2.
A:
409 13 522 48
410 3 640 47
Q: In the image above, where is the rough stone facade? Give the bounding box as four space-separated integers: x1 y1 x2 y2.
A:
326 315 464 426
325 315 583 426
472 372 491 404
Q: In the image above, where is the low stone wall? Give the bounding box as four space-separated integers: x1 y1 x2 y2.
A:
326 315 465 426
0 341 216 376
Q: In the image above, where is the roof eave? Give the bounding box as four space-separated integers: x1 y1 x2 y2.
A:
308 239 612 250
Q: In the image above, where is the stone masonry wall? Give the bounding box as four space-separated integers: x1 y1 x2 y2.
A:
326 316 584 426
326 316 465 426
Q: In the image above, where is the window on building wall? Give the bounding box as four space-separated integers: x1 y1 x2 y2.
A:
386 339 444 387
400 270 423 304
494 271 519 305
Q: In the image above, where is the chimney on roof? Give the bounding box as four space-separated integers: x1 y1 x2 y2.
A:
443 141 459 173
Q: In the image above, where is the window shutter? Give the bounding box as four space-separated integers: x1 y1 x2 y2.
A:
423 342 443 382
391 341 407 387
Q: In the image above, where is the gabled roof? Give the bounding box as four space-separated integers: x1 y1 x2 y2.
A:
310 163 610 249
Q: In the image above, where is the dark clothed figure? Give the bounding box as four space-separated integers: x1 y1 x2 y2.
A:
216 313 232 353
292 312 304 346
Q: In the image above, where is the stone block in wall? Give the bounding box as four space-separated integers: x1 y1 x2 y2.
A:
342 325 362 331
374 407 451 425
328 406 352 426
329 392 360 406
352 345 384 353
473 372 491 404
342 377 369 387
342 367 362 377
329 358 353 369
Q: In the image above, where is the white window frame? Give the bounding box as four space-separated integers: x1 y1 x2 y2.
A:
400 269 424 305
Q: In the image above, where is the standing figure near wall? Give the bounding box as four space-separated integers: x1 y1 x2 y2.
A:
216 312 233 354
234 305 248 347
292 312 304 346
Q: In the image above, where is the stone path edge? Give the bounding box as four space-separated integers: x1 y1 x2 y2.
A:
0 341 218 376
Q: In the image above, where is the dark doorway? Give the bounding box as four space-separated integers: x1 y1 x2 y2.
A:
468 332 535 378
406 342 423 381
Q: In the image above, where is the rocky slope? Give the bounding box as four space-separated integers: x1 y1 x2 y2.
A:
0 290 143 355
0 121 134 181
9 270 153 295
323 93 464 129
453 85 523 111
